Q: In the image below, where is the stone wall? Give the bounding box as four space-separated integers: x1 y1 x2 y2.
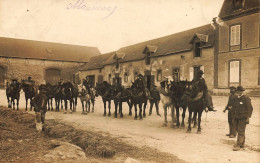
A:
0 57 86 86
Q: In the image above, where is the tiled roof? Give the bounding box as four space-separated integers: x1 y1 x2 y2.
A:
0 37 101 62
84 24 215 69
218 0 260 20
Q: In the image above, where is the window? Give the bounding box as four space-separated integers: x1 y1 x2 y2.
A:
124 73 128 82
172 68 180 81
229 60 240 84
99 69 102 73
116 58 119 69
157 69 162 81
194 42 201 57
146 53 151 65
189 66 204 81
230 25 241 46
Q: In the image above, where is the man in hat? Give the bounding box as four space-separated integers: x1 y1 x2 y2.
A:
192 70 216 112
233 86 253 151
136 74 152 100
223 86 237 138
149 84 161 116
83 76 91 94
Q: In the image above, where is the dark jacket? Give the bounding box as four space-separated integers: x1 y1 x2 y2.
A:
192 77 208 92
234 95 253 119
150 88 161 101
226 93 237 112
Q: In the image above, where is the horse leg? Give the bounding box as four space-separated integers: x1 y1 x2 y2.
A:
64 100 67 114
197 110 203 134
7 97 11 108
47 100 50 111
114 101 118 118
61 100 63 109
143 101 147 118
139 103 143 120
103 99 106 116
119 102 123 118
149 101 154 116
25 98 28 111
187 109 192 133
134 104 138 120
12 99 15 110
91 99 95 112
171 105 175 128
69 100 73 113
16 98 19 111
75 97 78 112
176 105 180 127
162 105 168 127
81 100 85 114
87 101 91 113
108 100 111 116
181 107 186 127
128 100 132 116
193 111 197 128
51 99 54 111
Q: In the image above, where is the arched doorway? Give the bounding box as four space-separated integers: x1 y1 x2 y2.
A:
0 66 6 88
45 68 61 85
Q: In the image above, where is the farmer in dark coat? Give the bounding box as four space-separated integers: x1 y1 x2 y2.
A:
149 84 161 116
223 86 237 138
83 76 91 94
192 70 216 112
233 86 253 151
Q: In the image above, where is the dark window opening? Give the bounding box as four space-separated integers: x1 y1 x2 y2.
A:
157 69 162 81
146 53 151 65
194 42 201 57
172 68 180 81
116 59 119 69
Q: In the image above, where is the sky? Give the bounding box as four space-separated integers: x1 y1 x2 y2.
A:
0 0 224 54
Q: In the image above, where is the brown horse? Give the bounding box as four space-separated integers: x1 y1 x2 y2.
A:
20 81 38 111
6 80 21 110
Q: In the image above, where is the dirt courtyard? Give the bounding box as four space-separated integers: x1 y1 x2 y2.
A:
0 89 259 163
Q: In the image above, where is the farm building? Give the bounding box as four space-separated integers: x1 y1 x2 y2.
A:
0 37 101 88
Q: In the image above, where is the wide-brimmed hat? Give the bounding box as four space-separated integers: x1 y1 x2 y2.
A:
197 70 204 75
236 86 245 92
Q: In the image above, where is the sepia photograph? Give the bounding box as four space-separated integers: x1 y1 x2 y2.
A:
0 0 259 162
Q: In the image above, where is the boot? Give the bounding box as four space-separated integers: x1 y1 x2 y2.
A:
207 106 217 112
233 144 241 151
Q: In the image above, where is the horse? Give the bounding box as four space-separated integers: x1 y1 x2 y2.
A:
6 81 21 110
78 84 95 114
95 81 113 116
181 81 206 134
172 81 189 128
32 85 48 131
45 83 55 111
111 84 132 118
20 81 38 111
52 84 63 111
129 79 148 120
61 82 76 114
159 81 176 127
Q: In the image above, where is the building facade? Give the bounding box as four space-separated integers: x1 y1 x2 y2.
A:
78 0 260 95
0 37 101 87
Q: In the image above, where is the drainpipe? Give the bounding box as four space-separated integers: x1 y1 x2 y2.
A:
212 17 219 89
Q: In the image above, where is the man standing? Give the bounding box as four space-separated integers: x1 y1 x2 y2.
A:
83 76 91 93
223 86 237 138
192 70 216 112
149 84 161 116
233 86 253 151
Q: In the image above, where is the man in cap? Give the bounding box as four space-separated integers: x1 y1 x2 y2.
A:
233 86 253 151
83 76 91 94
149 84 161 116
192 70 216 112
136 74 152 100
223 86 237 138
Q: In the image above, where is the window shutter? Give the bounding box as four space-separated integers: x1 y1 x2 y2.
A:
189 67 194 81
230 25 241 46
235 25 240 45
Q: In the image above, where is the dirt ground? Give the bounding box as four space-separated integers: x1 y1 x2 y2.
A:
0 89 259 163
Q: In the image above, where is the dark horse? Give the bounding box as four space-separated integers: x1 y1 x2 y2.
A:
61 82 77 114
171 81 190 128
6 80 21 110
181 81 206 134
95 81 113 116
32 85 48 131
111 84 132 118
20 81 38 111
45 83 55 111
129 79 148 120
